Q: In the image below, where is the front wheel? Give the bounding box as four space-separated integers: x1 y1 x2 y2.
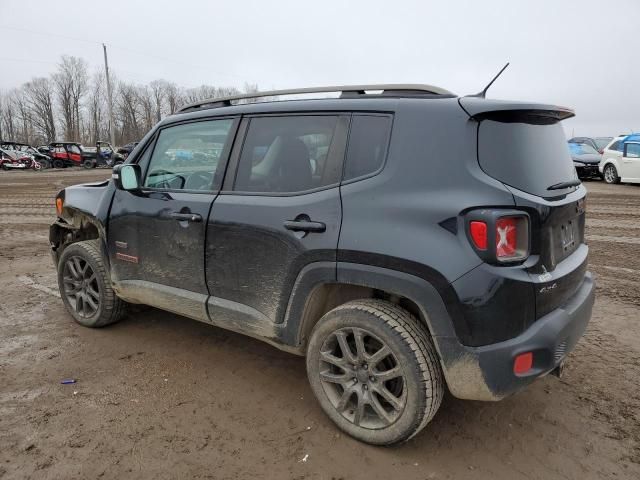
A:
603 164 620 184
306 299 444 445
52 159 64 169
57 240 127 327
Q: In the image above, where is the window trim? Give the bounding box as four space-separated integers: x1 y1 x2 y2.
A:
340 112 394 186
223 112 350 197
133 116 240 195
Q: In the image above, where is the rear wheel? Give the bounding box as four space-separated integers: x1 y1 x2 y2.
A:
83 159 95 169
57 240 127 327
603 164 620 184
52 159 64 169
306 299 444 445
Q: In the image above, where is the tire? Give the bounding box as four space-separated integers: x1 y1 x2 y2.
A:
53 159 64 169
83 159 95 169
57 240 127 327
306 299 444 445
603 164 620 184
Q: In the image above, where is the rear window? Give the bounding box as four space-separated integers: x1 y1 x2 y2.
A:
594 137 612 150
478 120 577 197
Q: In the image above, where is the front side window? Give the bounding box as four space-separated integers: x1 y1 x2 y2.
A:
343 115 392 181
144 119 234 191
608 140 622 152
234 115 339 193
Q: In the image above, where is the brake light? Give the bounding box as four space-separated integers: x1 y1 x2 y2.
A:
496 217 517 258
466 212 529 264
56 197 63 216
469 221 488 250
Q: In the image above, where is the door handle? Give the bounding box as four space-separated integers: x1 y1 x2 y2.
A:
284 220 326 233
170 212 202 222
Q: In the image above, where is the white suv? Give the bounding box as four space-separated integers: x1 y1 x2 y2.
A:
599 135 640 184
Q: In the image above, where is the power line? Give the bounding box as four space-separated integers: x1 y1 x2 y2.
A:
0 24 247 82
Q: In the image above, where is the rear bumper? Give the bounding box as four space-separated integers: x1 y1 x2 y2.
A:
438 272 594 400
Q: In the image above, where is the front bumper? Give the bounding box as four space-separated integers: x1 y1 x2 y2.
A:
437 272 595 400
575 164 601 178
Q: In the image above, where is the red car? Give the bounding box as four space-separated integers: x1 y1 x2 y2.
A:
48 142 85 168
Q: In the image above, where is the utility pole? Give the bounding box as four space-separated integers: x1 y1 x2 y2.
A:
103 43 116 147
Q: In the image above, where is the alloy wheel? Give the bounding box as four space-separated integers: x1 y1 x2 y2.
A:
62 256 100 318
318 327 407 429
605 165 616 183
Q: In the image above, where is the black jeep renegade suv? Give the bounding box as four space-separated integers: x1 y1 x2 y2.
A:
50 84 594 445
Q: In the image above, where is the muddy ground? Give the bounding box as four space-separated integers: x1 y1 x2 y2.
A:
0 169 638 480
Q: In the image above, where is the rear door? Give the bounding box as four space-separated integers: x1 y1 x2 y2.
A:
206 114 348 324
108 118 238 318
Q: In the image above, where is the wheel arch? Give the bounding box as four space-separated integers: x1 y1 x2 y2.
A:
283 261 459 351
50 207 107 266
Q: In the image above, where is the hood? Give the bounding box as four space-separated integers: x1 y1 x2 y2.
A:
571 153 601 164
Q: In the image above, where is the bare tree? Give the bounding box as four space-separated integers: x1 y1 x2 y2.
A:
53 56 88 141
2 54 257 146
86 72 106 145
115 81 142 143
24 77 57 142
164 82 183 115
149 80 169 122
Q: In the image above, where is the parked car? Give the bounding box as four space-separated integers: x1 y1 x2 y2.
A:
599 134 640 184
117 141 139 159
568 136 613 154
0 141 51 168
83 141 125 168
568 142 602 179
50 84 594 445
48 141 123 168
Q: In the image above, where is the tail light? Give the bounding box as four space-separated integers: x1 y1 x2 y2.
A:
465 211 530 264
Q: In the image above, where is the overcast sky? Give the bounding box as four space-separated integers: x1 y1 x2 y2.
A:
1 0 638 136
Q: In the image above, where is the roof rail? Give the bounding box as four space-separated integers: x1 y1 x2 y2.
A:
177 84 454 113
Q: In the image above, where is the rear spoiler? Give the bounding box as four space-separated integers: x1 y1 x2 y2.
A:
458 97 575 124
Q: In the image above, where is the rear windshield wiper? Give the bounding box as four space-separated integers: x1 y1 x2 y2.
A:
547 179 581 191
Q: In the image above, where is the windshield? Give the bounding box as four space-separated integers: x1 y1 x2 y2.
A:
478 120 578 197
568 143 599 155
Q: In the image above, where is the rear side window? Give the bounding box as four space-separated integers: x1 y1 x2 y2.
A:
343 115 392 181
625 143 640 158
478 120 577 197
234 115 340 193
608 140 622 152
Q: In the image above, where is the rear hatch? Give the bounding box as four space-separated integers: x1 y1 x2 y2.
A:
461 98 588 319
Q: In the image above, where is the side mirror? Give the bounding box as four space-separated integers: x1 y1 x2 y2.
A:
113 163 141 191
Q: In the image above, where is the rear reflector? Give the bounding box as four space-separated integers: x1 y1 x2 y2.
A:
469 221 488 250
514 352 533 374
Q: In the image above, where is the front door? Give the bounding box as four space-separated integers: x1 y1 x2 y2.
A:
206 114 348 325
108 117 238 318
